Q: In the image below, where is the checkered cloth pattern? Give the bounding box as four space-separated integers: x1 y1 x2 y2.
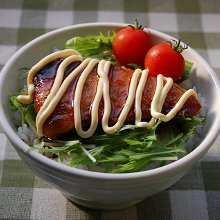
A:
0 0 220 219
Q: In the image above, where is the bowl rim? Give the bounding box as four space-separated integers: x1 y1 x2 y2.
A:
1 22 220 181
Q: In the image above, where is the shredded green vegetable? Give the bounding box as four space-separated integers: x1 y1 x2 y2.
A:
178 60 193 83
9 95 203 173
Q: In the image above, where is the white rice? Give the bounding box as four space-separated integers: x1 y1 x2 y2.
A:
17 123 37 145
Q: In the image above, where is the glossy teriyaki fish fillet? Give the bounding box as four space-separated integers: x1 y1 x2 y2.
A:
33 58 201 139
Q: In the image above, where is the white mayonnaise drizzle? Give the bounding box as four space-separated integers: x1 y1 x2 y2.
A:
17 49 197 138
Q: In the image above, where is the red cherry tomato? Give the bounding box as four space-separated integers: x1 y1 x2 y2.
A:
144 40 186 82
112 23 151 66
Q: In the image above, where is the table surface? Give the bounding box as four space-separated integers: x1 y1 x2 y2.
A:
1 0 220 219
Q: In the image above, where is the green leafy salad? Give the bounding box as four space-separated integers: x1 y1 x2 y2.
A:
9 32 203 173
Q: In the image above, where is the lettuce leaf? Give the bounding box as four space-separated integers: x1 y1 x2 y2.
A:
65 32 116 61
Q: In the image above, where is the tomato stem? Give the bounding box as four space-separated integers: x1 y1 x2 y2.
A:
128 19 145 30
172 39 188 53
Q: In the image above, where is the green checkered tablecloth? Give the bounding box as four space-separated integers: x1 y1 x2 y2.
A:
1 0 220 219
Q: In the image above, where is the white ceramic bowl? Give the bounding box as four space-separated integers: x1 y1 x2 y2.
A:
0 23 220 210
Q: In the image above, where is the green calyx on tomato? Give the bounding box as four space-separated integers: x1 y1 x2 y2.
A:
112 20 152 66
128 18 145 30
144 39 188 82
171 39 188 53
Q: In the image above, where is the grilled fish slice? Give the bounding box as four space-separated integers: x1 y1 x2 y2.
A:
34 59 201 139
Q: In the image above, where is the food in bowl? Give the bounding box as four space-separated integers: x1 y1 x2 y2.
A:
9 22 204 173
